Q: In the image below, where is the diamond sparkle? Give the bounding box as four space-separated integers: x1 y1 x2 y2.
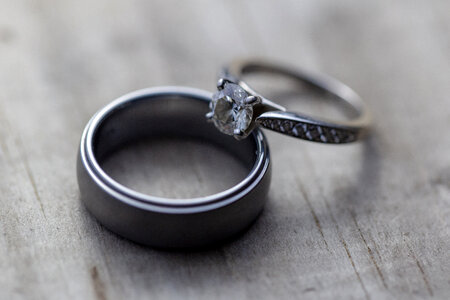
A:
209 83 253 137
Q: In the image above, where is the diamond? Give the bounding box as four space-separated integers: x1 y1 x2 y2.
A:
209 83 253 136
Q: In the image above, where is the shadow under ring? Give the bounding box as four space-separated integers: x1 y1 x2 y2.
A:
77 86 271 248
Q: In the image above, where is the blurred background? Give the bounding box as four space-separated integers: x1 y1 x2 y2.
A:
0 1 449 299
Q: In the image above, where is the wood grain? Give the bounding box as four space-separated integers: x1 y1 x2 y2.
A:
0 0 449 299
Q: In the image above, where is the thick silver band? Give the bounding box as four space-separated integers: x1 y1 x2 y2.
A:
224 59 371 144
77 86 271 248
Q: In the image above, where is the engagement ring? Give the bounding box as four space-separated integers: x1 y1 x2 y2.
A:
207 58 371 143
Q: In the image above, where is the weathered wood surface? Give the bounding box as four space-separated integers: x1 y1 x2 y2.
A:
0 0 449 299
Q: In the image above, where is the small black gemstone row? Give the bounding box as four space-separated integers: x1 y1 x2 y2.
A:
257 118 356 143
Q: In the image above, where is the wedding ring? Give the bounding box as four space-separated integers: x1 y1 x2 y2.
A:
207 58 371 143
77 86 271 248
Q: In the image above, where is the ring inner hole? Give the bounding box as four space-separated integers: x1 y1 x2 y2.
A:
93 96 256 198
241 66 359 121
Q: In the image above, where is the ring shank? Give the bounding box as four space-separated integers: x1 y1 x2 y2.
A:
226 59 371 143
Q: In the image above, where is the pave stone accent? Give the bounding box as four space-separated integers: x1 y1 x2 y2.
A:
257 117 357 143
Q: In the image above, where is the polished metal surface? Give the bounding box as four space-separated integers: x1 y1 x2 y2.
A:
77 86 271 248
215 58 371 143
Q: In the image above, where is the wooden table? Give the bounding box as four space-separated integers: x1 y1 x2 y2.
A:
0 1 449 299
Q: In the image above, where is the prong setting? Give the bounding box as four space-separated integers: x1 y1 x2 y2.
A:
244 95 261 105
217 78 227 90
233 129 247 140
233 128 244 136
209 82 254 139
